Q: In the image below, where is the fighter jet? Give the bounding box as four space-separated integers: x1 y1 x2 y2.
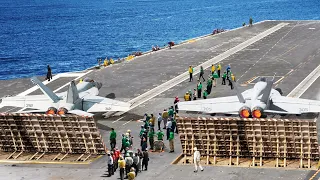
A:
178 77 320 118
0 77 131 117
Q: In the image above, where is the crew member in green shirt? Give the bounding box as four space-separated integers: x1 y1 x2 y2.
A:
222 71 227 85
197 81 202 98
207 77 212 94
148 129 155 150
203 90 208 99
169 131 174 153
110 128 117 150
157 130 164 141
168 107 174 118
120 134 127 153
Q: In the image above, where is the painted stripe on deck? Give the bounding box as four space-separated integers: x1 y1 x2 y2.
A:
17 70 92 96
287 64 320 98
114 23 289 116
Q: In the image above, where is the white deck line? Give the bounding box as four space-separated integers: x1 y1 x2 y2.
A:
17 74 61 96
287 64 320 98
113 23 289 116
53 70 93 93
16 70 92 96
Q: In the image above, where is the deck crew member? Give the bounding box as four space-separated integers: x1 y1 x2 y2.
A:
127 167 136 180
211 64 215 75
184 92 190 101
162 109 169 129
222 71 227 85
193 147 204 173
110 128 117 150
157 113 162 130
217 63 221 77
207 77 213 94
142 150 149 171
197 81 202 98
46 65 52 81
199 66 205 82
189 65 193 82
148 128 155 150
107 152 114 177
169 131 174 153
193 88 197 100
118 156 126 180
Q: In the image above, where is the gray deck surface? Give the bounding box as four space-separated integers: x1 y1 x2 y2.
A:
0 20 320 180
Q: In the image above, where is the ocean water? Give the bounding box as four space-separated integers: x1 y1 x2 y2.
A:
0 0 319 80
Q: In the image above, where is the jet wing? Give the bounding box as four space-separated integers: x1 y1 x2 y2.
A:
178 96 243 114
68 110 94 117
0 95 53 111
83 96 131 112
270 96 320 114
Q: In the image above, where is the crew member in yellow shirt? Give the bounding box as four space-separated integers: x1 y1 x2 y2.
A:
217 63 221 77
118 156 126 180
211 64 215 75
127 167 136 180
188 65 193 82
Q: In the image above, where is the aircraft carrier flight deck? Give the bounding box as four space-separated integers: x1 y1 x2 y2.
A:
0 20 320 180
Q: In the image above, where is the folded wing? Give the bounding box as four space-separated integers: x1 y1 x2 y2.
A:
0 95 52 111
178 96 243 114
270 96 320 114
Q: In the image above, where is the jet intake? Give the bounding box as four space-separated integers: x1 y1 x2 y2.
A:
46 107 57 115
252 107 264 118
239 106 251 118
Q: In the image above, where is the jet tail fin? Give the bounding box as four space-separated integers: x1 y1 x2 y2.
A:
66 81 80 104
233 81 246 103
30 77 61 103
261 80 273 104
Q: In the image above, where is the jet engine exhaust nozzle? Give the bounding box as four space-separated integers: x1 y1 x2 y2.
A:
239 106 251 118
46 107 57 115
58 107 68 115
252 107 263 118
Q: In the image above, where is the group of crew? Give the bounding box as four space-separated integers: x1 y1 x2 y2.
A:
141 107 179 153
186 63 236 101
152 45 161 51
108 128 150 180
107 106 181 179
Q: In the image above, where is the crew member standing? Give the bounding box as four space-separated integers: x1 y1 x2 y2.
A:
217 63 221 77
107 152 114 177
47 65 52 81
157 113 162 130
169 131 174 153
174 97 179 113
226 64 231 79
142 150 149 171
193 89 197 100
148 128 155 151
193 147 204 173
118 156 126 180
222 71 227 85
110 128 117 150
211 64 215 75
197 81 202 98
249 17 253 27
162 109 168 129
199 66 205 82
206 77 212 94
188 66 193 82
